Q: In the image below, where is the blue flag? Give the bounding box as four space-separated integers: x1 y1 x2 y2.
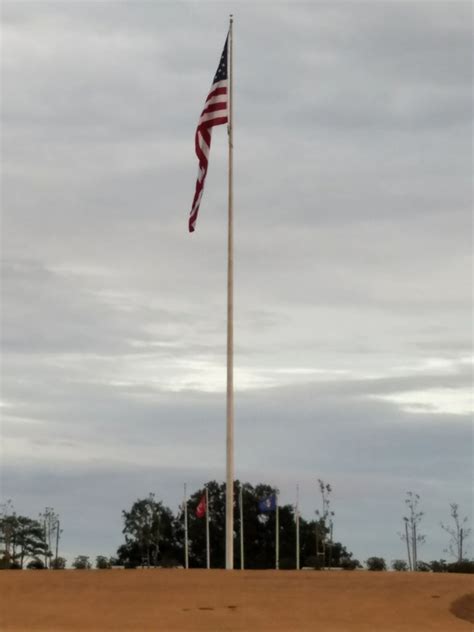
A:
258 494 277 512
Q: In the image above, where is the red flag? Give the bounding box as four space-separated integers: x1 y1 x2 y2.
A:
188 36 229 233
196 494 206 518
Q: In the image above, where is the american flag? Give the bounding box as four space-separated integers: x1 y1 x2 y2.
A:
188 36 229 232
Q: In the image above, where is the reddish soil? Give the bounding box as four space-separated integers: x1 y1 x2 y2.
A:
1 569 472 631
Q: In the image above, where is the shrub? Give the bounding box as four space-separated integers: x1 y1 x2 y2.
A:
392 559 408 572
72 555 91 570
51 557 66 570
304 555 323 570
160 555 181 569
0 556 10 570
416 561 431 572
447 560 474 574
341 557 361 570
366 556 386 571
429 559 448 572
95 556 111 569
27 558 45 570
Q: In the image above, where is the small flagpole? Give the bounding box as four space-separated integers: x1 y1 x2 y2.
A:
239 483 244 570
184 484 189 569
205 485 210 569
276 494 279 570
225 13 235 571
296 484 300 570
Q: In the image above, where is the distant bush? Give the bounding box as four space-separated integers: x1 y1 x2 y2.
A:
51 557 66 570
277 557 295 570
429 559 448 573
27 558 45 570
415 561 431 572
447 560 474 574
0 556 10 570
304 555 323 570
73 555 91 570
428 559 473 573
366 557 386 571
392 559 408 572
160 555 181 569
95 556 111 569
340 557 361 570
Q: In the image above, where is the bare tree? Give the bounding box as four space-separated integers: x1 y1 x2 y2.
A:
400 492 425 571
316 479 335 567
0 500 16 566
441 503 471 562
39 507 59 569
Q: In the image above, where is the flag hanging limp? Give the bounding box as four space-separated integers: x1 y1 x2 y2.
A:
196 494 207 518
258 494 277 513
188 36 229 233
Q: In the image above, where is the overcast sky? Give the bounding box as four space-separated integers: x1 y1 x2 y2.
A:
1 1 472 566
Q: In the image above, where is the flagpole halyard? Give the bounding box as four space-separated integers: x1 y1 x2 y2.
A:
225 13 234 571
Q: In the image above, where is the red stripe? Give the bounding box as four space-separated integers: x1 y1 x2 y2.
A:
195 133 209 169
188 80 228 232
205 86 227 102
201 102 227 116
203 116 228 128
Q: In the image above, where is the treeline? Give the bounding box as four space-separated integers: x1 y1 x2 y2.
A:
1 482 472 572
116 481 355 570
0 503 63 570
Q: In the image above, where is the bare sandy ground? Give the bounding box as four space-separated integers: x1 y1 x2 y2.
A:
1 569 472 631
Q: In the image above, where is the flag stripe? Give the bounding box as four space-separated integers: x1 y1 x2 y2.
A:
188 37 229 233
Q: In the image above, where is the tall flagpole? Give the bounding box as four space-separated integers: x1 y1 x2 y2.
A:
296 484 300 570
225 13 234 571
184 484 189 569
239 483 244 569
206 485 211 569
276 494 279 570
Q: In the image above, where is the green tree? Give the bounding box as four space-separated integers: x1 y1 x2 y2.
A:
0 506 48 569
118 493 177 568
117 481 355 570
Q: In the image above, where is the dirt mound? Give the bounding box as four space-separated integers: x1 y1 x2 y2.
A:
450 592 474 623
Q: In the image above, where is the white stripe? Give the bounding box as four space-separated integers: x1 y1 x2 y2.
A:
192 188 204 213
197 165 206 183
209 79 227 92
199 110 228 125
197 132 210 159
204 93 227 109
